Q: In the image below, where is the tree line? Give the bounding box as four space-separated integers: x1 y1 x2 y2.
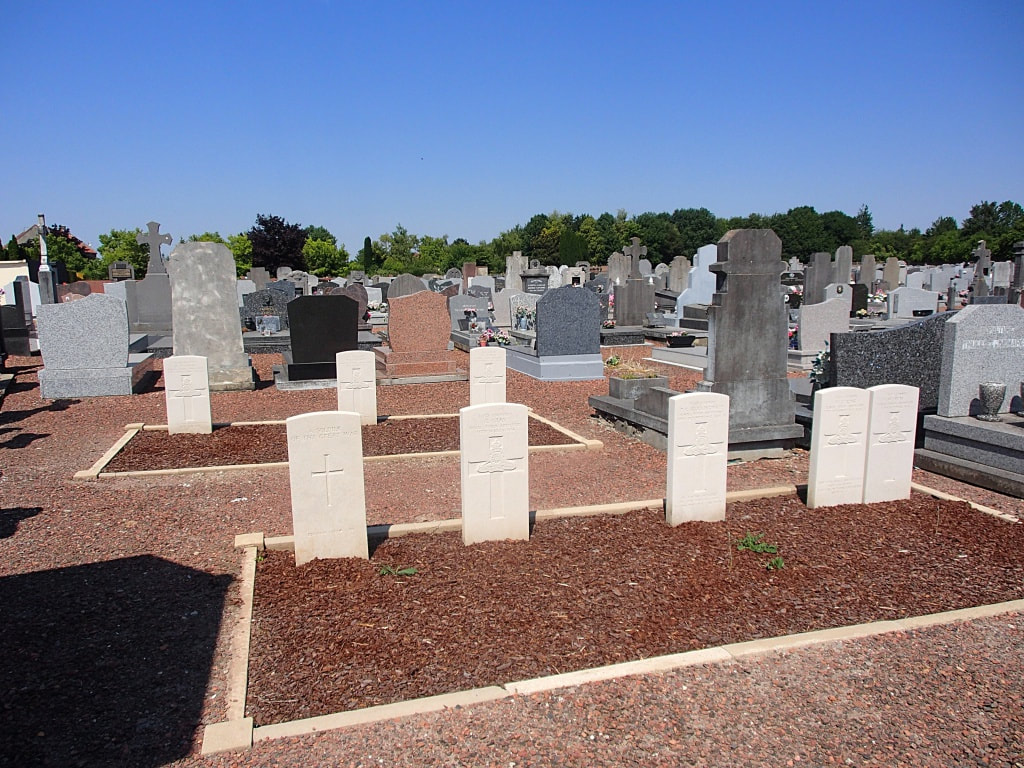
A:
3 200 1021 281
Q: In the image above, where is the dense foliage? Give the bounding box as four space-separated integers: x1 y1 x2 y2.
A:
247 214 308 273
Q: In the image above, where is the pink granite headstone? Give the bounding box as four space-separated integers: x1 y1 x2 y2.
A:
376 291 456 375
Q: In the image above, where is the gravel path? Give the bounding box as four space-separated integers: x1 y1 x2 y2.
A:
1 349 1022 767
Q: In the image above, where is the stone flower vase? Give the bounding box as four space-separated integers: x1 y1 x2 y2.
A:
977 382 1006 422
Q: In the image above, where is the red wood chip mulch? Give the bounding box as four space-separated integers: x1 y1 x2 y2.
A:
246 492 1024 726
102 416 576 472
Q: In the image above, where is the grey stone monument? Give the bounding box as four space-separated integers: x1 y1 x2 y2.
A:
857 254 876 287
882 257 901 291
802 252 833 305
166 242 254 390
833 245 853 286
387 273 428 299
698 230 802 457
130 221 174 334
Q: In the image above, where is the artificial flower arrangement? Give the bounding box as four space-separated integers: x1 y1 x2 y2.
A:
479 328 513 346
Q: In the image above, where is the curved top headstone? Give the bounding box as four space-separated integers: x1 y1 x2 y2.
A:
387 273 428 299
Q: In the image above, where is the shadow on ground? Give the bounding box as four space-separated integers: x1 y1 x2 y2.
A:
0 556 231 767
0 506 42 538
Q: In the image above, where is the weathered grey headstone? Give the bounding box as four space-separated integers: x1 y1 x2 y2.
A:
335 350 377 425
833 245 853 286
491 288 516 328
667 254 691 293
807 386 870 508
469 346 507 405
858 254 876 287
803 252 833 306
164 355 212 434
905 271 926 290
504 251 527 293
469 275 496 294
699 230 802 454
107 260 135 281
166 243 254 390
131 221 173 333
535 286 601 356
449 294 491 332
236 279 256 308
666 392 729 525
445 267 463 281
937 304 1024 417
607 251 629 286
246 267 270 289
286 411 368 564
460 402 529 545
387 273 428 299
863 384 919 504
276 266 293 280
882 257 901 291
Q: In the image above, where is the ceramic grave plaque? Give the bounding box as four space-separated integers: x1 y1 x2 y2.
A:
164 355 212 434
335 350 377 425
862 384 919 504
807 387 870 508
460 403 529 545
286 411 368 564
666 392 729 525
469 346 507 405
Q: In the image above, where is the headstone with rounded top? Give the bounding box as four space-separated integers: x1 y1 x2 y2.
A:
164 355 212 434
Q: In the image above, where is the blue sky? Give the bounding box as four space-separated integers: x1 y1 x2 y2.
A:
3 1 1022 254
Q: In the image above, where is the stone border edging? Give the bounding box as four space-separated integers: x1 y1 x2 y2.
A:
910 481 1020 523
81 413 601 479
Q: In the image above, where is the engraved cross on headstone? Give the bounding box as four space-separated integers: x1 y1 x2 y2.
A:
136 221 172 276
825 413 862 478
478 360 501 385
172 373 203 422
678 421 724 494
874 411 913 485
623 237 647 279
311 453 345 507
340 366 370 390
471 436 518 519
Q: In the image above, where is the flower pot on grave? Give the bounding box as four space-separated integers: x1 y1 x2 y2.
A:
976 382 1006 422
666 335 696 348
608 375 669 401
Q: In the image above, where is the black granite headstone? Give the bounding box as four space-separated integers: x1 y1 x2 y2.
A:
850 283 868 315
0 305 31 356
285 295 359 379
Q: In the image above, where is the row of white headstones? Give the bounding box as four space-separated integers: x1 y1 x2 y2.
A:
162 353 919 567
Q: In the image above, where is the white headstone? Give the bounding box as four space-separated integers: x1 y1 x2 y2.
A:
286 411 368 564
807 387 870 508
335 350 377 425
469 346 507 405
863 384 919 504
677 244 718 308
666 392 729 525
460 403 529 545
163 355 212 434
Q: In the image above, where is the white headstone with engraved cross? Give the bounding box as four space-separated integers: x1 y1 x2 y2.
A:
469 346 506 405
460 403 529 545
666 392 729 525
286 411 368 564
335 350 377 425
164 355 212 434
807 387 870 508
862 384 919 504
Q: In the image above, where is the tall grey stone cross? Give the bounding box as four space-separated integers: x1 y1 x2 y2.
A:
623 237 647 279
136 221 172 276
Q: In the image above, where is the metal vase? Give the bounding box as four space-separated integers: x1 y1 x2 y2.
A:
977 382 1006 422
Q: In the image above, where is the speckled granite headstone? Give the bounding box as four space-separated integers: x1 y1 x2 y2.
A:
37 293 129 370
535 285 601 356
387 273 428 299
797 297 849 352
469 275 495 294
466 285 493 302
445 268 463 280
330 282 368 319
448 294 490 332
167 242 253 390
828 312 953 411
387 291 451 354
937 304 1024 417
242 289 293 329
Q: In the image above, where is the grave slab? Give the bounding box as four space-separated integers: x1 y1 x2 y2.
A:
164 355 213 434
807 387 870 508
469 346 507 405
862 384 919 504
336 350 377 425
666 392 729 525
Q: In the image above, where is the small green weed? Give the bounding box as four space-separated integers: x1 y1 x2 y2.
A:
378 565 418 577
765 556 785 571
605 355 621 367
735 532 779 554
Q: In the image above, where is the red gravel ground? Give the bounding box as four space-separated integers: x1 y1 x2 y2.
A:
1 348 1022 768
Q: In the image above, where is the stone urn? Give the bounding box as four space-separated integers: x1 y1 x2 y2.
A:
977 382 1006 422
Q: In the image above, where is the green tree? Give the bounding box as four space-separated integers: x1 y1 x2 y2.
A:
573 215 609 265
38 224 98 278
769 206 830 262
302 238 346 277
670 207 723 256
489 228 524 264
558 228 588 265
361 236 375 274
820 210 861 252
4 236 18 261
416 235 450 274
97 228 151 278
186 231 227 244
304 225 336 246
633 212 683 264
227 233 253 277
854 204 874 241
247 214 307 273
376 224 420 274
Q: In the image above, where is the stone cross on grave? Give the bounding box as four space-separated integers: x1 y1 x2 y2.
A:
678 421 725 494
825 413 862 477
311 453 346 507
471 436 520 519
623 237 647 279
136 221 172 276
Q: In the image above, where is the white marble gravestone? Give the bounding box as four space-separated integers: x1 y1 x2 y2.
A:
335 350 377 425
286 411 368 564
863 384 919 504
807 387 870 508
460 403 529 545
677 244 718 309
469 346 507 405
163 355 212 434
666 392 729 525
